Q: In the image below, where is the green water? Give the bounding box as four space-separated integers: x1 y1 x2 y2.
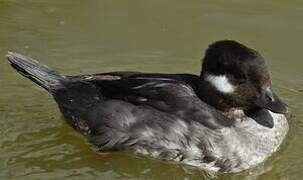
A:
0 0 303 179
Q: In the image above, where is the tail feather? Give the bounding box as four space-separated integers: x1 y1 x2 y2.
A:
6 52 65 91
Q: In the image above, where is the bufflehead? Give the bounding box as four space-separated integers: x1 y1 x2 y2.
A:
6 40 289 173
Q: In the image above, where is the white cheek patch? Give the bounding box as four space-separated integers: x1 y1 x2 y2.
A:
205 74 235 93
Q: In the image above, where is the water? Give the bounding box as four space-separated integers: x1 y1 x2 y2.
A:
0 0 303 179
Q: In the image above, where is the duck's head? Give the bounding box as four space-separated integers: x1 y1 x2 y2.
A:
200 40 290 115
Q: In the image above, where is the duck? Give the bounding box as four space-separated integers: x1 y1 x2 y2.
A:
6 40 290 173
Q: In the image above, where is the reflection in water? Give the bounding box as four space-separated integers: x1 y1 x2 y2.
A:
0 0 303 179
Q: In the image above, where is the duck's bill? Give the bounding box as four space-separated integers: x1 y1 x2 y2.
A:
254 88 290 115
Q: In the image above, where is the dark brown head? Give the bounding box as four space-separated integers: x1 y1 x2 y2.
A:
200 40 289 114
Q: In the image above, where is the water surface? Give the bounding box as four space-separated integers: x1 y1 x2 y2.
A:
1 0 303 179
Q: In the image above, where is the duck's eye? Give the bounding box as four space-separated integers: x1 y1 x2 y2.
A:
236 78 247 84
229 73 247 85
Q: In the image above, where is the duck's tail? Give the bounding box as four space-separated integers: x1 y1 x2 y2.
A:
6 52 66 92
